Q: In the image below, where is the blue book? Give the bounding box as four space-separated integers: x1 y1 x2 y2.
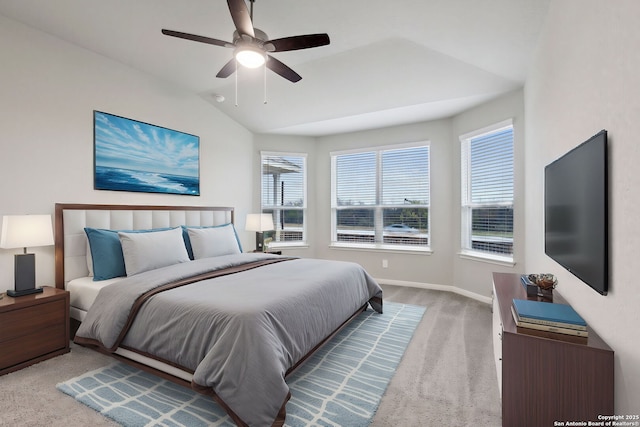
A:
512 299 587 327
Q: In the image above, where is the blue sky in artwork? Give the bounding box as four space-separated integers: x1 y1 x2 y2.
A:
94 111 199 178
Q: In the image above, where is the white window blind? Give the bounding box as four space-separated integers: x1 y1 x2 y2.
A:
261 153 306 245
461 121 514 257
332 143 430 249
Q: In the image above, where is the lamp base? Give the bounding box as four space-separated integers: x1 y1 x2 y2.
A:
7 287 43 297
14 252 36 292
255 231 265 252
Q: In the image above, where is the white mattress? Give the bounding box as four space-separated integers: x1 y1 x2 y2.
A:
67 276 123 320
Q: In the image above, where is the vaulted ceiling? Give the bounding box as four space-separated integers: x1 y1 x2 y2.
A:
0 0 550 136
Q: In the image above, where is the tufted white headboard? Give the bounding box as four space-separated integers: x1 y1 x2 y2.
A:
54 203 234 289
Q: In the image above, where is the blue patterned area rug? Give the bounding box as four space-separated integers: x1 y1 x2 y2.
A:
57 302 425 427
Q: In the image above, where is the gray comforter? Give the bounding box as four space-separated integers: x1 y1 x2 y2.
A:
75 253 383 426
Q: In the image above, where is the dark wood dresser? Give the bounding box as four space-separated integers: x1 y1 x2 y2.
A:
0 287 70 375
492 272 614 426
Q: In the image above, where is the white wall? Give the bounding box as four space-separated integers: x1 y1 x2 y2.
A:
0 15 254 292
525 0 640 413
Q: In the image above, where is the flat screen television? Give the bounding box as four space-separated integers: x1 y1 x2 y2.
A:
544 130 608 295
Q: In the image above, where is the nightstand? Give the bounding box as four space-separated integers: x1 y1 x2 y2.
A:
0 287 70 376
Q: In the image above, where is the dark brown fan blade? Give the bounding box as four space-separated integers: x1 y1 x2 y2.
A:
227 0 255 38
161 29 232 48
267 33 330 52
266 55 302 83
216 59 236 78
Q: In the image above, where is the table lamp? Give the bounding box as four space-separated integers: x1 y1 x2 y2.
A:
245 213 275 252
1 214 54 297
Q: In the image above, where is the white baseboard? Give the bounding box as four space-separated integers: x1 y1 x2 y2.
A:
375 278 492 305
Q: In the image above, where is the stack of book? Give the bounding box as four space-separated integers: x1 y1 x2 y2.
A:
511 298 588 344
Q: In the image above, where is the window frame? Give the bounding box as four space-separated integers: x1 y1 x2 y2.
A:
330 141 431 253
459 119 514 265
260 151 308 248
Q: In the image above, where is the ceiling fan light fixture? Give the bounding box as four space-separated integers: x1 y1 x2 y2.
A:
161 0 329 83
235 45 265 68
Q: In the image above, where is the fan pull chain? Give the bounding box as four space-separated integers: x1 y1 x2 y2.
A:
263 61 267 104
235 59 238 107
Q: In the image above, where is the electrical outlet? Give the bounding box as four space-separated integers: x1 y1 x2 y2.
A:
382 259 388 268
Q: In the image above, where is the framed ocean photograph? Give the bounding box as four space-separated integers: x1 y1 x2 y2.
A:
94 111 200 196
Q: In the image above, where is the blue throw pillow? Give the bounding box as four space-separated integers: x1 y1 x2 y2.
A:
84 228 127 280
84 227 172 281
181 224 243 260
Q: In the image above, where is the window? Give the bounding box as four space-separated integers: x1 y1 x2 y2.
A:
460 120 514 260
261 152 307 246
331 143 430 250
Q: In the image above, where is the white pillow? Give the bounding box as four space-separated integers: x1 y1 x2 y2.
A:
187 224 242 259
85 234 94 277
118 227 190 276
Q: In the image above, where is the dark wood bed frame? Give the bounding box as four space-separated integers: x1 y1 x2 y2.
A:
53 203 376 427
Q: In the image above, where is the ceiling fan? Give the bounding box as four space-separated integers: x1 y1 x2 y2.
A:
161 0 330 83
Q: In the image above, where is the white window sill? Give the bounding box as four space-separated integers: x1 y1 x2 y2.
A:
268 242 309 250
458 250 515 267
329 242 432 255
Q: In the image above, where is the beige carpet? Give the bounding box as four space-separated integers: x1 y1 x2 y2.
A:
371 285 501 426
0 285 501 426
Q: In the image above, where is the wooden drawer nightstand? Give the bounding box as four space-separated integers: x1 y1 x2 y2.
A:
492 272 613 425
0 287 70 376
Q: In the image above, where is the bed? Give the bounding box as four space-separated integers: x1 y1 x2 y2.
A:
54 203 383 427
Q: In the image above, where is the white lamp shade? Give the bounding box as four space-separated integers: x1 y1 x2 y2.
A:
0 214 54 249
235 46 266 68
245 213 275 232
